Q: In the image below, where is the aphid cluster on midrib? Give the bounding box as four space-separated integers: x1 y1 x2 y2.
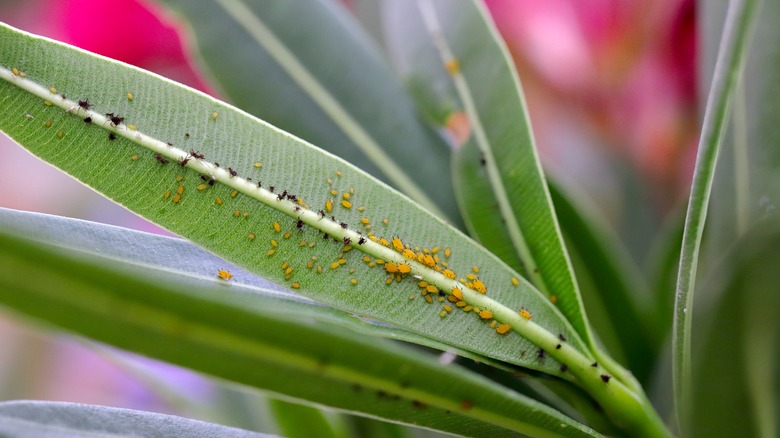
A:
8 66 602 382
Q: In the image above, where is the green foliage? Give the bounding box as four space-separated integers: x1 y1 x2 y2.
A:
0 0 774 436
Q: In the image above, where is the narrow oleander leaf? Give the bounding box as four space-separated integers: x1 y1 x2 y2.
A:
0 22 589 378
0 207 513 372
381 0 595 352
0 228 599 438
268 399 338 438
0 401 275 438
156 0 463 227
672 0 760 431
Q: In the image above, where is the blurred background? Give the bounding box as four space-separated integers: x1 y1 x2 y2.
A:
0 0 696 433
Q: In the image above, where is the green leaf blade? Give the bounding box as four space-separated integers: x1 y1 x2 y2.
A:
0 22 589 376
0 226 599 438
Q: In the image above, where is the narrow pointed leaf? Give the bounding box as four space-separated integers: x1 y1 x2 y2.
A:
0 207 513 371
0 401 274 438
672 0 760 430
0 22 588 376
0 229 599 438
381 0 594 350
156 0 462 227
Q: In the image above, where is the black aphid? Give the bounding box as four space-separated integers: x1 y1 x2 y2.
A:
154 153 169 164
108 133 117 141
84 116 92 123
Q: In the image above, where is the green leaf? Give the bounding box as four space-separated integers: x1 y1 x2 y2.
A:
689 223 780 438
672 0 760 431
0 400 274 438
0 227 599 438
0 207 519 373
0 21 584 376
380 0 594 353
156 0 462 227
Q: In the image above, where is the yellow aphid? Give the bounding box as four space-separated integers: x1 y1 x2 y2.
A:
266 249 276 256
511 277 519 286
11 67 18 76
127 92 134 101
463 305 473 312
385 277 394 285
426 285 438 294
273 222 281 233
349 187 355 195
172 194 181 203
466 273 477 281
379 238 389 247
43 100 53 106
299 240 307 247
49 87 57 93
375 259 385 265
271 239 278 247
307 260 314 269
439 311 447 318
350 279 358 285
361 218 370 225
342 192 350 200
211 111 219 120
473 279 487 294
362 256 371 263
431 247 439 254
422 254 435 267
330 262 340 270
176 186 184 195
243 211 249 218
44 119 52 128
425 295 433 304
490 320 497 328
444 305 453 312
317 266 323 273
128 124 137 130
248 233 256 240
519 309 533 320
325 200 333 212
284 267 293 276
330 189 338 196
281 262 289 270
283 232 292 239
385 262 398 273
479 309 493 319
130 154 138 161
391 237 403 252
18 71 26 77
175 175 184 182
397 264 411 274
402 249 416 260
496 324 511 335
452 287 463 301
443 269 456 279
456 301 467 307
342 245 352 252
197 184 207 191
163 190 171 200
233 210 240 218
445 59 460 74
230 190 238 198
57 130 64 139
448 295 458 303
336 170 342 177
291 282 301 289
217 269 233 280
382 218 389 225
254 162 263 168
418 281 428 288
338 259 347 265
472 266 480 274
340 200 352 209
215 197 223 205
445 248 451 258
358 206 365 212
550 295 558 304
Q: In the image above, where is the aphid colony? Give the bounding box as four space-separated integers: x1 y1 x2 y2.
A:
8 68 582 375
